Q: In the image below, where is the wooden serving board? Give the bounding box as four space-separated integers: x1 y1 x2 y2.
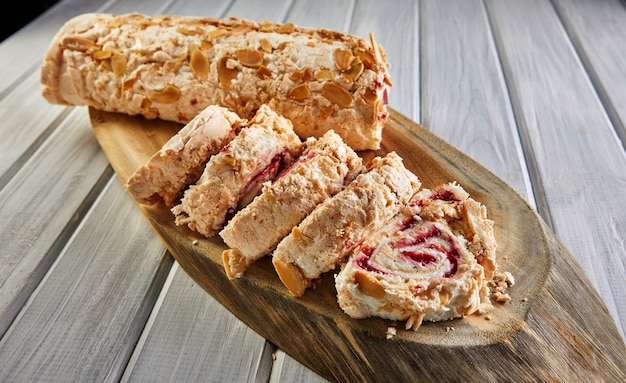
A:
89 107 626 382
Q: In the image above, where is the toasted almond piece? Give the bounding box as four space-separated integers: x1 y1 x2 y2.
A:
236 49 264 68
93 50 112 60
302 67 313 82
321 82 353 108
290 70 303 82
334 48 353 72
439 289 451 306
288 83 310 100
259 38 272 53
315 69 334 81
319 105 334 119
207 28 228 39
111 52 127 77
353 47 374 70
277 22 295 34
361 87 378 104
177 26 203 36
223 249 248 279
256 65 272 79
218 56 238 88
61 36 95 51
345 59 364 82
354 270 385 299
273 258 307 297
149 84 181 103
165 56 185 73
189 44 210 80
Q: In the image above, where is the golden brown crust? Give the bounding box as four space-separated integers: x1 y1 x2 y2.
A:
41 13 392 150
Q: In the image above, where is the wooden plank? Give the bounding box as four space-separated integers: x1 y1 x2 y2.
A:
122 263 273 382
0 108 110 337
117 1 299 382
552 0 626 144
420 0 534 201
0 177 171 382
349 0 419 123
286 0 354 30
486 0 626 338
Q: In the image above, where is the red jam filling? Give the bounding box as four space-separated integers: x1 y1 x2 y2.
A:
393 224 460 277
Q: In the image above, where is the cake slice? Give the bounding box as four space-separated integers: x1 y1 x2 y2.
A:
124 105 245 206
272 152 421 297
220 130 363 279
335 182 497 331
171 104 303 237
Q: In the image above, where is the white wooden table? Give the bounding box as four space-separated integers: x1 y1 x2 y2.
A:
0 0 624 381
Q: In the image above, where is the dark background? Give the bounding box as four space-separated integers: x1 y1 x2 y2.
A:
1 1 60 42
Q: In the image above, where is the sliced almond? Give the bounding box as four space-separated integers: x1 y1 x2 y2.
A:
165 56 185 73
277 22 295 34
353 47 374 70
290 70 304 82
259 38 272 53
345 59 364 82
354 270 385 299
288 83 310 101
315 69 334 81
206 28 228 39
217 56 238 88
189 45 210 80
111 52 127 77
149 85 181 103
177 26 203 36
321 82 353 108
222 249 248 279
334 48 353 72
236 49 264 68
302 67 313 82
61 36 95 51
273 258 307 297
361 87 378 104
93 50 112 60
256 65 272 79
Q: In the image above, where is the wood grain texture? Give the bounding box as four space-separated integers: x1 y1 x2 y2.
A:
90 107 626 382
122 263 273 382
420 0 533 202
0 109 110 338
0 177 171 382
486 0 626 339
552 0 626 144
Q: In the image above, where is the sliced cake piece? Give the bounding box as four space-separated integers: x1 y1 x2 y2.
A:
124 105 245 206
220 130 363 279
171 104 303 237
272 152 421 297
335 182 497 331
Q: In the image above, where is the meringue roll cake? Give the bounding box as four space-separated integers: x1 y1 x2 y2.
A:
124 105 245 206
171 105 303 237
335 182 497 330
272 152 421 297
220 130 363 279
40 12 392 150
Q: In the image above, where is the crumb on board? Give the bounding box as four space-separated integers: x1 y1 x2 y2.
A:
386 326 397 339
489 271 515 303
192 239 199 245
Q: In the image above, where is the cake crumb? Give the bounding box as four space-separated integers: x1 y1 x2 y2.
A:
386 326 397 339
485 314 492 321
446 326 455 332
489 271 515 303
192 239 199 245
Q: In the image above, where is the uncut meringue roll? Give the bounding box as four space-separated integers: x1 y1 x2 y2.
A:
272 152 421 297
171 105 303 237
40 12 392 150
124 104 245 206
220 130 363 279
335 182 497 330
